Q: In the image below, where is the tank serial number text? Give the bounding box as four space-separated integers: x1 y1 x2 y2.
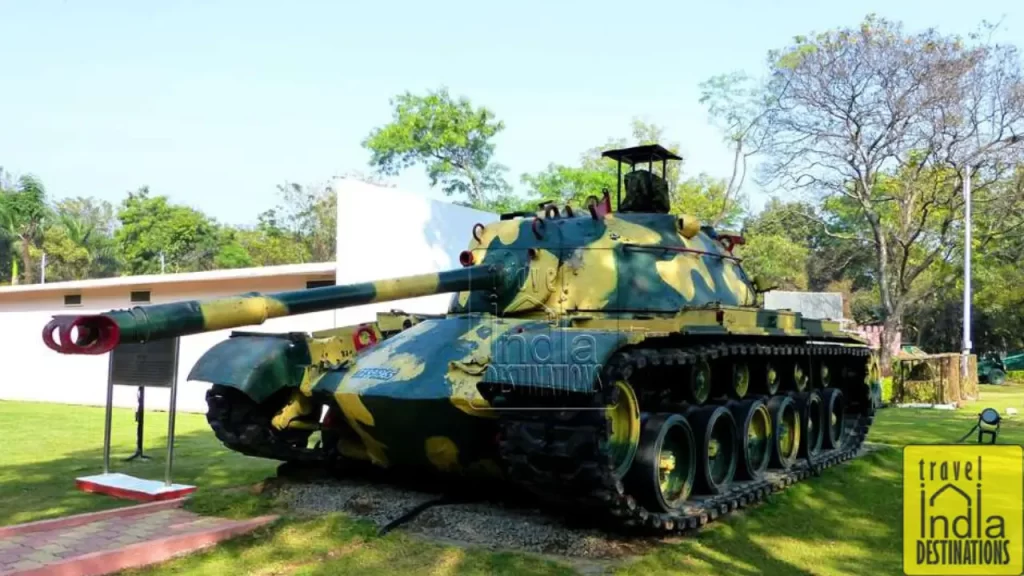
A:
352 368 399 381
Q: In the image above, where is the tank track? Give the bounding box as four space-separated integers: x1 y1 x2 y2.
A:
206 386 323 463
493 341 875 534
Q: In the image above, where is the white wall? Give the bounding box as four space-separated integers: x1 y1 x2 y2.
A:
332 179 499 328
0 275 335 413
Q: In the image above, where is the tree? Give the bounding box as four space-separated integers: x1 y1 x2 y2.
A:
699 72 772 226
734 15 1024 365
742 198 875 292
46 197 121 280
521 119 680 211
114 187 239 275
520 118 746 224
235 209 311 266
272 182 336 262
362 87 510 206
737 234 810 291
0 174 49 284
673 175 745 229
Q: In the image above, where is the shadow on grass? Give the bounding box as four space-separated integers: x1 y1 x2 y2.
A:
0 400 278 526
0 400 575 575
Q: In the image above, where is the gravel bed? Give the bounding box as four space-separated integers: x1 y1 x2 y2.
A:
275 477 657 558
274 444 880 558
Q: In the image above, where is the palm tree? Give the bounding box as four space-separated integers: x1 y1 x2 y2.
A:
5 175 48 284
54 199 121 279
0 197 18 284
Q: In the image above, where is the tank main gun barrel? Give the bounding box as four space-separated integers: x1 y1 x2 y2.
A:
42 264 502 355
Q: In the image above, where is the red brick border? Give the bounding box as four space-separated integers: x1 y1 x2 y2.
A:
0 499 188 539
11 515 278 576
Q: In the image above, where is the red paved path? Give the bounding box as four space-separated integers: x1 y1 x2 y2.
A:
0 499 276 575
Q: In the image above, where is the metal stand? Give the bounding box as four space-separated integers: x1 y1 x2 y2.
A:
81 337 194 501
124 386 151 462
102 356 114 475
165 339 181 486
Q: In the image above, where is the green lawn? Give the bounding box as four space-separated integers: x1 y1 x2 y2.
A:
0 400 279 526
2 386 1023 576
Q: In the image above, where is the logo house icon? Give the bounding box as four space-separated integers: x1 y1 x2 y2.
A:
904 445 1023 576
923 482 979 540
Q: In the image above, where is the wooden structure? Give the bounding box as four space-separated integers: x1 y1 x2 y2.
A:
893 353 978 405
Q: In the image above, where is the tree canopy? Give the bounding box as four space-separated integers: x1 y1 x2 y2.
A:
362 87 511 206
710 15 1024 362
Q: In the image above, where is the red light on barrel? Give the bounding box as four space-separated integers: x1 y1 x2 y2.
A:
459 250 475 266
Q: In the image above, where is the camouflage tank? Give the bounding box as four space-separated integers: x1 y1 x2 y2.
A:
43 144 880 533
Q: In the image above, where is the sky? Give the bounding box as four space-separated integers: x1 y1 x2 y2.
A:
2 0 1021 226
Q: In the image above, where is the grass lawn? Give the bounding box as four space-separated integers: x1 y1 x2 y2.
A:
2 386 1023 575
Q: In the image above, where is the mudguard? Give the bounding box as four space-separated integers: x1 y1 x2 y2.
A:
188 334 310 403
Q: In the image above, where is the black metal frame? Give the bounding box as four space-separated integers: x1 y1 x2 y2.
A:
601 144 682 209
124 386 151 462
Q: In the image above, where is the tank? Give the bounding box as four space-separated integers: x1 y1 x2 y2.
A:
979 350 1023 385
43 144 880 533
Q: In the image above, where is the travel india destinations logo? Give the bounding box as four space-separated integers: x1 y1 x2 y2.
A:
903 445 1023 575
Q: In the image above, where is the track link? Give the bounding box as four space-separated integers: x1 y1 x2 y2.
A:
206 386 323 463
494 342 875 534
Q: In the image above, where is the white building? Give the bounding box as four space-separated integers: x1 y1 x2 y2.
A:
0 181 498 413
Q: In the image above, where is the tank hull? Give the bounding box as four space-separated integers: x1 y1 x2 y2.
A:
202 310 879 533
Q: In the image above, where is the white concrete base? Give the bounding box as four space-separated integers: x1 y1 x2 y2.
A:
76 472 197 501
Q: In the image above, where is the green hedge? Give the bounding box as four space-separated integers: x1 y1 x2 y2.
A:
1009 370 1024 384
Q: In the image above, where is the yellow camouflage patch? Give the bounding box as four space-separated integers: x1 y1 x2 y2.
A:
444 318 521 418
335 392 389 467
425 436 460 472
200 297 288 331
563 247 617 310
655 253 714 301
372 274 440 303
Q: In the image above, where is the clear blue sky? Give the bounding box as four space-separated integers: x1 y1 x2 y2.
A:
2 0 1020 226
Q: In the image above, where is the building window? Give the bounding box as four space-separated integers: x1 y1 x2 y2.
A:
306 280 334 289
64 294 82 306
130 290 151 303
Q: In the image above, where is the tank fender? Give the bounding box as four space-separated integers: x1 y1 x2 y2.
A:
188 333 311 403
483 327 638 393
